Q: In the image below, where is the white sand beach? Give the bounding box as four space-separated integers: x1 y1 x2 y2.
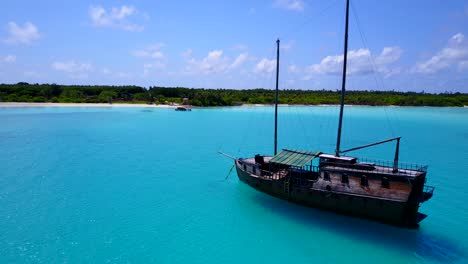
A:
0 102 179 108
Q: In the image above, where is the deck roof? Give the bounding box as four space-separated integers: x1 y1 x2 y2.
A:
270 149 321 167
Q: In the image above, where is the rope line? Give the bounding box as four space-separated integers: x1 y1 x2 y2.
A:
350 1 397 138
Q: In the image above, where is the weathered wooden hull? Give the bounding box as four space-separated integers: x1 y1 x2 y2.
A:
235 163 422 228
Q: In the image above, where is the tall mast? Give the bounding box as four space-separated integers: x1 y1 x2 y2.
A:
274 39 280 155
335 0 350 157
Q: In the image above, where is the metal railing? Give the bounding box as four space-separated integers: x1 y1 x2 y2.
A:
290 177 317 188
320 157 427 175
357 157 428 172
423 185 435 195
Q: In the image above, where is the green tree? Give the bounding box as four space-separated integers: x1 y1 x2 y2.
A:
60 89 84 102
98 90 118 103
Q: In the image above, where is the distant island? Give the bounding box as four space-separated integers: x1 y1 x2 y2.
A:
0 83 467 107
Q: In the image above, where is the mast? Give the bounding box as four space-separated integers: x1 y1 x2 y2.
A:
335 0 350 157
274 39 280 155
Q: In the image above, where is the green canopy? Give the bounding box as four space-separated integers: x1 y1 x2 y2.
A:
270 149 321 167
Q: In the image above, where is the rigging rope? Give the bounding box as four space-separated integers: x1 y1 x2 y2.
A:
235 41 277 156
350 1 397 138
280 0 341 40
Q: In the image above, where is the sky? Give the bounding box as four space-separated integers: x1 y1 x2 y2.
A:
0 0 467 93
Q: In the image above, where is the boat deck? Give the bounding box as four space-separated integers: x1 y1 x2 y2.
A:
322 164 425 178
238 158 413 202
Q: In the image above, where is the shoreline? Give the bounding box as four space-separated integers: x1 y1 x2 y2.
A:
0 102 466 108
0 102 178 108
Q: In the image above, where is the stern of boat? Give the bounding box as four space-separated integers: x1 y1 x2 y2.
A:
420 185 435 202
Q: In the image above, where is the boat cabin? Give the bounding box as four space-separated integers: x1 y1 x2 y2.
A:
238 148 434 204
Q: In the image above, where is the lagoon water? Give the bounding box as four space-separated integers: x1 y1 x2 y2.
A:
0 106 467 263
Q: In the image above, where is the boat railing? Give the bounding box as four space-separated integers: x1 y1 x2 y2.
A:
421 185 435 202
320 157 427 176
304 165 320 172
358 157 428 172
290 177 317 188
261 170 285 180
423 185 435 195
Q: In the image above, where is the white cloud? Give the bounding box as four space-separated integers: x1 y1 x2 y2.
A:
181 48 193 59
197 50 229 74
304 47 403 78
459 61 468 71
100 68 136 79
23 71 42 78
133 50 164 59
1 55 16 63
375 47 403 64
52 61 92 73
183 49 219 74
280 40 295 52
232 44 248 51
3 22 40 44
273 0 305 12
231 53 248 69
183 49 250 75
414 33 468 74
102 68 111 75
451 33 464 44
132 43 166 59
115 71 134 79
52 61 93 79
254 58 276 74
89 5 144 31
288 64 300 74
143 62 166 75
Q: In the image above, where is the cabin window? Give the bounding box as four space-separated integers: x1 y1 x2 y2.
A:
324 172 331 181
381 177 390 188
341 174 349 184
361 175 369 187
243 164 247 171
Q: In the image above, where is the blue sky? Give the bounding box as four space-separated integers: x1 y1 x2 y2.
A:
0 0 467 92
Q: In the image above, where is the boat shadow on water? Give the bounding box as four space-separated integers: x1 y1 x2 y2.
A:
250 191 464 263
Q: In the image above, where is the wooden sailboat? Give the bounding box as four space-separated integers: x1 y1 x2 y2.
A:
234 0 434 228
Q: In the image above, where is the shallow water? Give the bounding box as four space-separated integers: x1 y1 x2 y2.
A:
0 106 467 263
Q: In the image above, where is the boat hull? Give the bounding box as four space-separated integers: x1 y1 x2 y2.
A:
235 163 422 228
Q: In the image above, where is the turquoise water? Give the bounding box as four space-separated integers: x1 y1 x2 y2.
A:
0 106 467 263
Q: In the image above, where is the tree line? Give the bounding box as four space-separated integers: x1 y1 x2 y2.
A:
0 83 467 107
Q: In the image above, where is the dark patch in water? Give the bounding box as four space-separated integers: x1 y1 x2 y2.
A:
248 191 464 263
0 132 15 140
461 131 468 139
